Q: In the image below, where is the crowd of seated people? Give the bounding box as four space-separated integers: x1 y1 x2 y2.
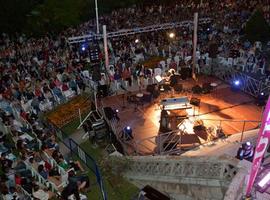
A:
0 1 269 99
0 105 88 199
0 0 270 199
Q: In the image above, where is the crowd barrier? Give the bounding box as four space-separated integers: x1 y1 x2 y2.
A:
68 138 107 200
51 125 108 200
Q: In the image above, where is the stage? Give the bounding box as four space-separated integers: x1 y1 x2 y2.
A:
100 75 263 155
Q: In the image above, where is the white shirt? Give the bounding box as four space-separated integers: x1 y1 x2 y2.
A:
33 189 49 200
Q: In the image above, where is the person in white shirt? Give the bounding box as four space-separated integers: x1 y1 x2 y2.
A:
33 185 50 200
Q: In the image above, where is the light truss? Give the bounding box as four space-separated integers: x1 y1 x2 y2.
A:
68 18 212 44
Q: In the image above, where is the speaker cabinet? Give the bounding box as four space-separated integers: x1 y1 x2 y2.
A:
190 97 201 106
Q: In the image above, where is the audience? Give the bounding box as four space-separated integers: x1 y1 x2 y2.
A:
0 0 270 199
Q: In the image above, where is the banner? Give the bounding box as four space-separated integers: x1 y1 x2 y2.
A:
246 96 270 196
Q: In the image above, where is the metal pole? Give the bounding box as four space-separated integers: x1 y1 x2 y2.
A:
103 25 109 70
94 91 98 111
95 0 100 34
79 108 82 124
240 121 246 142
192 12 198 81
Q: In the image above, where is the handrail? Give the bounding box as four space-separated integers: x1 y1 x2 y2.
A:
17 185 33 200
198 118 260 123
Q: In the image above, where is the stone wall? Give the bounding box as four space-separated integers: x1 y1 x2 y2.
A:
121 155 240 200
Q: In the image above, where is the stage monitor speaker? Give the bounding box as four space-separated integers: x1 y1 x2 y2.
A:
190 97 201 106
192 85 202 94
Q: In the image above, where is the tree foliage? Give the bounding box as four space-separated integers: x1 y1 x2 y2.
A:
0 0 40 34
25 0 90 36
0 0 184 36
244 9 270 43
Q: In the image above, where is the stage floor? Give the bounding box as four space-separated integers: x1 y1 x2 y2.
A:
100 75 262 155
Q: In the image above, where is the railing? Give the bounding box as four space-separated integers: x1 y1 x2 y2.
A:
103 114 261 156
50 123 107 200
213 65 270 97
68 138 107 200
199 118 261 142
100 107 134 155
17 185 33 200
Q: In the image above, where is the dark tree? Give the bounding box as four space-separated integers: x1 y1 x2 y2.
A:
244 9 270 43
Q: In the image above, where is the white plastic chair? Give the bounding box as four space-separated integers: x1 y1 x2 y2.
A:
166 58 172 69
159 60 166 70
227 57 233 67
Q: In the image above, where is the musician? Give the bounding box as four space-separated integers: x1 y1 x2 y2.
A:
169 69 178 87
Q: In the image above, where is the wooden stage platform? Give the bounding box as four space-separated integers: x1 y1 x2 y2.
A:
100 75 262 155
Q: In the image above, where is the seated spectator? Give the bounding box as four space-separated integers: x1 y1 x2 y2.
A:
38 164 49 180
33 184 50 200
61 181 80 200
58 156 84 172
68 170 89 191
46 135 59 151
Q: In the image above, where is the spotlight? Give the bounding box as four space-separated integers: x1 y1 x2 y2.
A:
135 39 139 43
257 91 267 106
169 32 175 38
115 109 119 113
231 79 241 92
123 126 133 140
234 80 240 86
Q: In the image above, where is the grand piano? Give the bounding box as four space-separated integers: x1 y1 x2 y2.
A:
160 96 192 110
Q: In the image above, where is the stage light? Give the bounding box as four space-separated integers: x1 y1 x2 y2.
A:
123 126 133 140
169 32 175 38
115 109 119 113
135 39 139 43
257 92 267 106
234 80 240 86
81 43 87 52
